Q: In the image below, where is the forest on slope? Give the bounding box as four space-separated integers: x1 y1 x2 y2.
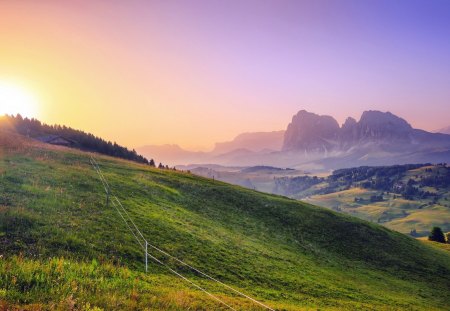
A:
0 114 154 165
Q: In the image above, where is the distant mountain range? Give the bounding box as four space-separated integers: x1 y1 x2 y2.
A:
284 110 450 153
436 125 450 135
212 130 285 154
138 110 450 171
137 131 285 166
137 144 208 166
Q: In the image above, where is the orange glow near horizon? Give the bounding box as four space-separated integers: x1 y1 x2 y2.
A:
1 1 450 151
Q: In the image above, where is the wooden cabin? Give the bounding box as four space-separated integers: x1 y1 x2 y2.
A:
36 135 76 147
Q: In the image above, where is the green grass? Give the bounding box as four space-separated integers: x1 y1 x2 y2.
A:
305 188 450 235
1 255 272 310
1 132 450 310
417 238 450 253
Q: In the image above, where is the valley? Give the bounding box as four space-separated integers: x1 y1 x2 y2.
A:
187 163 450 236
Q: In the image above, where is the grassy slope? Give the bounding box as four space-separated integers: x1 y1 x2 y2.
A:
200 164 450 236
417 235 450 253
1 132 450 310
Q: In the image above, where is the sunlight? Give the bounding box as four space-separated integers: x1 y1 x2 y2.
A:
0 81 38 118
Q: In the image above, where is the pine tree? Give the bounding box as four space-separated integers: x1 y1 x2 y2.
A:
428 227 446 243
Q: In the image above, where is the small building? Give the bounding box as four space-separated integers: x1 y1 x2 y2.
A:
36 135 76 147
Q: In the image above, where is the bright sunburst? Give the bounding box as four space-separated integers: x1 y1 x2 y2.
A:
0 81 38 118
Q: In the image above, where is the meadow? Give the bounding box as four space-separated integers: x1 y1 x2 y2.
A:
305 187 450 235
1 131 450 310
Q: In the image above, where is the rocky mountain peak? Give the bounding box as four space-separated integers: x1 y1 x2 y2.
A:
282 110 423 152
282 110 340 151
355 110 412 141
359 111 411 130
342 117 357 129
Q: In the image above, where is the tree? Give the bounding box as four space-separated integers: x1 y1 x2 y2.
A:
149 159 155 167
446 232 450 244
428 227 446 243
0 114 153 165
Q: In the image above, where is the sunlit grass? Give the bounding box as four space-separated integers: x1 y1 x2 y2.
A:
1 133 450 310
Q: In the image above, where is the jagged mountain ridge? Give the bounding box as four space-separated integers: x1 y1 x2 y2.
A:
283 110 450 153
283 110 340 153
138 110 450 170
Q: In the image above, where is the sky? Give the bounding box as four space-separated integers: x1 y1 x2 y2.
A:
1 0 450 151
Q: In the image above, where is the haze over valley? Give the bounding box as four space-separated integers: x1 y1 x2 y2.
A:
139 109 450 171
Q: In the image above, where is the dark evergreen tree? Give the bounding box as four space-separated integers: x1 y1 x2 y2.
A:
428 227 446 243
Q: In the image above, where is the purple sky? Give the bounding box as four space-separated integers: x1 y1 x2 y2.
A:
1 0 450 150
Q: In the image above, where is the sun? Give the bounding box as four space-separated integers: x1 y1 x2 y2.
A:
0 81 38 118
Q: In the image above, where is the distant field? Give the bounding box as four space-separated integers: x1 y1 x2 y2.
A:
305 188 450 235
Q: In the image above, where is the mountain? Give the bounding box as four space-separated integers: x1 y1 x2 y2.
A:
283 110 340 153
1 129 450 310
213 130 285 154
136 144 208 166
283 110 450 152
352 110 412 137
137 131 285 166
277 110 450 170
139 110 450 170
436 125 450 134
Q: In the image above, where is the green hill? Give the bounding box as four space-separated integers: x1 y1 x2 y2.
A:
1 131 450 310
0 114 154 165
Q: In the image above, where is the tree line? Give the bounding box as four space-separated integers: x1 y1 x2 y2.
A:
0 114 157 166
428 227 450 244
